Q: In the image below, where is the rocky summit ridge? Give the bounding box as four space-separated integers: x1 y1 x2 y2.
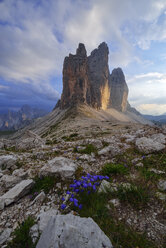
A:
59 42 129 112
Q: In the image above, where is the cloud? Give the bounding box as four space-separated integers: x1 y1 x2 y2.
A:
0 0 166 113
137 104 166 115
1 0 166 84
127 72 166 114
0 85 8 89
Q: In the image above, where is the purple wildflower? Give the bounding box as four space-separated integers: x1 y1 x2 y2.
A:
61 204 66 210
79 204 83 209
83 183 88 188
93 185 96 191
29 194 33 199
74 201 78 207
74 189 80 193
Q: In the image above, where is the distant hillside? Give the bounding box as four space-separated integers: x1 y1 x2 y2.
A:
0 105 49 131
143 114 166 125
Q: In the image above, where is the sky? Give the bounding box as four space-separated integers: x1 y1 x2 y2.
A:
0 0 166 115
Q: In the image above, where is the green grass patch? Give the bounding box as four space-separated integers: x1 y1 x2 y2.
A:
101 163 128 176
114 149 138 167
31 175 56 194
77 191 157 248
7 216 36 248
73 144 98 155
139 167 161 182
15 160 24 168
135 152 166 183
142 152 166 172
3 146 16 152
62 133 78 141
79 144 98 155
102 141 109 147
73 147 78 153
45 139 57 145
113 184 150 209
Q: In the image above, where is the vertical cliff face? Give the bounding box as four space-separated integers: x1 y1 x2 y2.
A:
60 42 129 112
109 68 129 112
87 42 110 110
60 43 89 109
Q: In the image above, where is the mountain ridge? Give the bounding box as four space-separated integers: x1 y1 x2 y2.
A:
0 105 48 131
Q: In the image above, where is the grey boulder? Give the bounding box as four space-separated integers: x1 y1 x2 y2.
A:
135 137 165 154
150 133 166 144
36 214 113 248
0 155 17 170
40 157 77 179
0 175 21 190
0 179 34 207
98 180 111 193
0 228 12 245
98 145 120 156
158 180 166 192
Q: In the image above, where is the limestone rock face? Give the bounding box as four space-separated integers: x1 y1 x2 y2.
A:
135 137 165 154
87 42 110 109
60 43 89 109
36 214 113 248
109 68 128 112
60 42 129 112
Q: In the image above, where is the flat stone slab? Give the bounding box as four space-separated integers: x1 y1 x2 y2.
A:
36 214 113 248
0 228 12 245
40 157 77 179
0 179 34 207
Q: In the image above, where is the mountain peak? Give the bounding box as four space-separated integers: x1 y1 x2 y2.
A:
60 42 128 112
76 43 87 56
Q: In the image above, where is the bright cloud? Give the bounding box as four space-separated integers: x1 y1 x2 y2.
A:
137 104 166 115
127 72 166 115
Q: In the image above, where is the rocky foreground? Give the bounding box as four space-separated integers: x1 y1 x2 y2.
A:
0 118 166 248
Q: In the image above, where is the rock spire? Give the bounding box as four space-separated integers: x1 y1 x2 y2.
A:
60 42 129 112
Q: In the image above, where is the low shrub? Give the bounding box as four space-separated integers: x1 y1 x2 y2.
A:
101 163 128 176
80 144 98 155
30 175 56 196
7 217 35 248
114 184 150 209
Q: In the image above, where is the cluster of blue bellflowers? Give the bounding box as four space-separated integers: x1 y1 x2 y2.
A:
61 173 109 210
